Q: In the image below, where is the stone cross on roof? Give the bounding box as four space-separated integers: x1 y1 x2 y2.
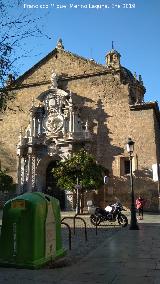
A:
56 38 64 49
112 41 114 49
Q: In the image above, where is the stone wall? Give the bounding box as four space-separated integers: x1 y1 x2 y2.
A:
130 108 157 168
0 49 118 178
0 47 160 209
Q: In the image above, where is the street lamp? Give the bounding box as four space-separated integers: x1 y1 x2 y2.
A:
103 175 109 208
126 138 139 230
75 164 81 214
75 183 81 214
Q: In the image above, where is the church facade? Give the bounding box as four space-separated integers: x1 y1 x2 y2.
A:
0 39 160 210
16 72 90 208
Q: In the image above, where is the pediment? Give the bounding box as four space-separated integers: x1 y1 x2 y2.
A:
37 88 69 102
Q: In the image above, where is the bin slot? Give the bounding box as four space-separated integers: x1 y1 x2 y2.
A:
45 196 51 202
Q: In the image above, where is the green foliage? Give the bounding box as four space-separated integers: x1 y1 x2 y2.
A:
53 150 108 192
0 169 14 192
0 89 16 111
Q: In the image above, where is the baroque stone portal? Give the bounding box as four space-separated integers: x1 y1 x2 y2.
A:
17 72 91 196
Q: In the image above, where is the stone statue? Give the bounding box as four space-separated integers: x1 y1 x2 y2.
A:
51 72 58 88
134 72 137 79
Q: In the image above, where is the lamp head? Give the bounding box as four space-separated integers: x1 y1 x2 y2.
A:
126 137 135 153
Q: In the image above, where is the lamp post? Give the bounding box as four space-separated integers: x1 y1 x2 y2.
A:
75 164 81 214
126 138 139 230
103 175 109 208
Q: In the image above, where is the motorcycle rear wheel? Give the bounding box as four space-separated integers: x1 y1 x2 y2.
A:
118 214 128 227
90 214 101 226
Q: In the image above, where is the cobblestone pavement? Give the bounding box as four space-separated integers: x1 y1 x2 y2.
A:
0 210 126 283
1 211 160 284
60 212 123 264
0 210 125 263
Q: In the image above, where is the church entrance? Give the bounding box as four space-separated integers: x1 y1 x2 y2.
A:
45 161 65 210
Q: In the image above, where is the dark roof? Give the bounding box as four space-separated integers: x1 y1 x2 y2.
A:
121 67 135 82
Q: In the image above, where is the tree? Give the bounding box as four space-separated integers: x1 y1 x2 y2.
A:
0 169 14 192
0 0 49 110
53 149 108 192
53 150 109 213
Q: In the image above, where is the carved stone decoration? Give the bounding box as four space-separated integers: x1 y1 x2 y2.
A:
48 142 57 156
24 158 28 182
44 110 64 136
50 72 58 89
31 155 36 190
17 73 91 205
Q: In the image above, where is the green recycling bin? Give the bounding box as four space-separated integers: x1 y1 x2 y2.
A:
0 192 66 268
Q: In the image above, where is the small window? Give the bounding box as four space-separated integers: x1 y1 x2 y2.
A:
124 160 130 174
119 156 131 176
119 156 137 177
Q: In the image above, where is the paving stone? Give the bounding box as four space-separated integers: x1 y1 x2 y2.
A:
0 212 160 283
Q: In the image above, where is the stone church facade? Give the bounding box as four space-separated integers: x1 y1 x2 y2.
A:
16 72 91 208
0 39 160 210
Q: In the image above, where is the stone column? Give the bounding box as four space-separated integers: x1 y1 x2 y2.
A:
30 113 34 137
27 146 35 192
17 155 23 195
33 117 36 137
72 112 75 133
27 154 32 192
31 155 36 191
63 118 66 136
69 110 72 133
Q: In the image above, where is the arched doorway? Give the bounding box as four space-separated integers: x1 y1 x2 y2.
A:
45 160 65 210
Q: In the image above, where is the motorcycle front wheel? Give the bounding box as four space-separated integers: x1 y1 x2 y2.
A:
90 214 101 226
118 214 128 227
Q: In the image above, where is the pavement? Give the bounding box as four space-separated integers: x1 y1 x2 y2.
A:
0 211 160 283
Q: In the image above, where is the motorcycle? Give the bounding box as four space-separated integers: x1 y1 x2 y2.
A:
87 201 128 227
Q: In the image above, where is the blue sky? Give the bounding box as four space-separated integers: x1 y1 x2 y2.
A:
10 0 160 104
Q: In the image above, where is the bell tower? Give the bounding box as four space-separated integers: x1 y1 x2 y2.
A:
105 41 121 69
